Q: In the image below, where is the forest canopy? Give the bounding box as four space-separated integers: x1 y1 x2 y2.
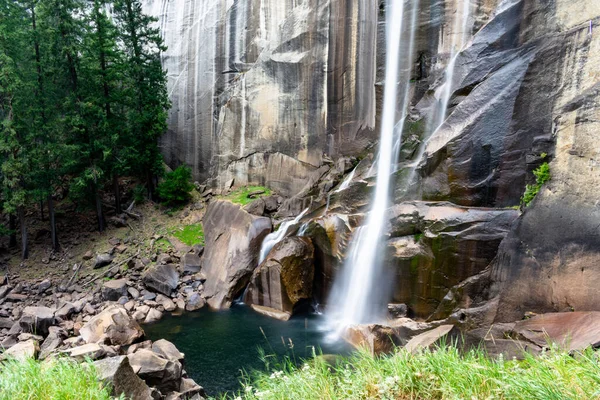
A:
0 0 170 258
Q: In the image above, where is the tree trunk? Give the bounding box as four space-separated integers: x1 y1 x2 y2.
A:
113 174 122 214
95 190 105 232
9 215 17 248
147 170 155 201
48 194 59 251
40 199 44 221
18 207 28 259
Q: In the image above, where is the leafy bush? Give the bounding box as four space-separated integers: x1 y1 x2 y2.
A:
0 357 118 400
158 166 195 206
521 162 551 207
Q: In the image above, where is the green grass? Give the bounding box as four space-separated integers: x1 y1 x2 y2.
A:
221 345 600 400
0 357 119 400
170 223 205 246
222 186 272 206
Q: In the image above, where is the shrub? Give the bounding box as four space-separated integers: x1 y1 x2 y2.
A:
158 166 195 206
521 162 551 207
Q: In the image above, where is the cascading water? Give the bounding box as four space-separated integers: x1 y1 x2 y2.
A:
336 166 357 193
258 208 309 264
433 0 472 131
326 0 417 332
402 0 473 192
324 166 358 214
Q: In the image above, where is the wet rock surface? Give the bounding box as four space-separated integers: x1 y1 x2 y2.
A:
201 200 271 309
245 237 315 319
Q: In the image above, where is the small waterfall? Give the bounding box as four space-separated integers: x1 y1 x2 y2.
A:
297 223 309 237
433 0 472 131
326 0 417 331
402 0 473 193
258 208 309 264
336 166 357 193
324 166 358 214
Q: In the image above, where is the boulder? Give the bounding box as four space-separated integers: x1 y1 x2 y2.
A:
55 302 77 319
0 317 14 329
388 304 408 319
128 349 182 393
201 200 271 309
156 295 176 312
142 264 179 296
80 305 144 346
244 198 266 216
244 237 314 318
345 319 436 355
0 285 11 300
180 253 202 273
133 305 150 322
95 253 114 269
66 343 106 361
19 306 56 337
39 328 65 360
179 378 205 398
152 339 184 362
37 279 51 294
128 287 140 299
94 356 158 400
512 312 600 351
185 293 205 312
1 339 39 361
102 279 129 301
249 305 291 321
404 325 455 353
144 308 163 324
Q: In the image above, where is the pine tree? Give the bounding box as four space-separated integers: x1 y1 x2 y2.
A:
0 0 32 258
113 0 169 199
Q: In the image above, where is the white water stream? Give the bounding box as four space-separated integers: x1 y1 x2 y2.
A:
434 0 472 131
326 0 418 332
258 208 309 264
403 0 473 192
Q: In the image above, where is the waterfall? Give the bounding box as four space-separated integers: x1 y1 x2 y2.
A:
326 0 417 331
433 0 472 131
258 208 309 264
336 166 357 193
401 0 473 193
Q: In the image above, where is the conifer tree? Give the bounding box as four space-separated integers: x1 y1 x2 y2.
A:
113 0 169 199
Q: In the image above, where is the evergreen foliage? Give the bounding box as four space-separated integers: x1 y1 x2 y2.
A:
0 0 170 256
157 166 194 206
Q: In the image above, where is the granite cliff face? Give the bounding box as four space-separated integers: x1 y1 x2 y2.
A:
147 0 600 322
143 0 380 195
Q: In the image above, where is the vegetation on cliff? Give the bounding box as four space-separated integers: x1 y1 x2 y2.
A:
226 345 600 400
521 162 551 207
0 357 117 400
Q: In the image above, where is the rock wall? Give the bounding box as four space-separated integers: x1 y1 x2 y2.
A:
145 0 600 323
142 0 380 194
143 0 501 196
410 0 600 321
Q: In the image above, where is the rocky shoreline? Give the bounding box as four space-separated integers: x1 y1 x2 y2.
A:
0 239 210 399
